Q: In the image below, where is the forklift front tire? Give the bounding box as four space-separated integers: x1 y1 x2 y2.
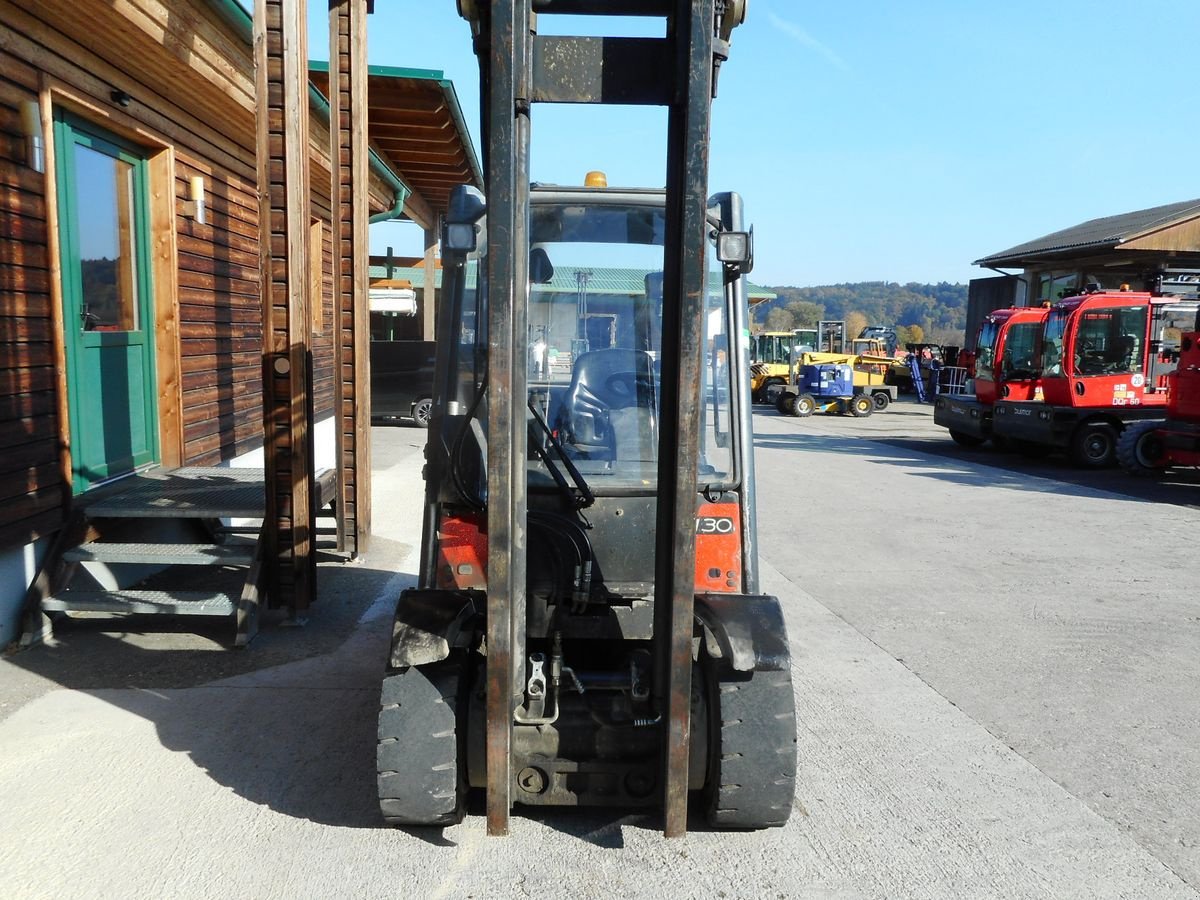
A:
703 654 797 829
377 656 467 827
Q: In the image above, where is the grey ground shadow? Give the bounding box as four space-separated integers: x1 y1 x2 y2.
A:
6 551 738 839
6 539 414 830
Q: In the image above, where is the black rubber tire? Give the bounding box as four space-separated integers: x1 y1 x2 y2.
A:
849 395 873 417
775 391 796 415
871 392 890 411
704 662 798 829
412 397 433 429
1070 421 1118 468
793 393 816 418
1116 420 1166 475
949 429 985 448
378 658 466 826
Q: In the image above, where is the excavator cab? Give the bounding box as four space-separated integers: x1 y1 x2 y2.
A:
377 0 796 837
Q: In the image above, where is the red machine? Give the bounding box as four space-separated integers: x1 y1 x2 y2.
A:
933 306 1048 446
992 290 1197 467
1118 331 1200 473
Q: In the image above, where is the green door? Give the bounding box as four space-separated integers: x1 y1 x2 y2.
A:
54 113 158 493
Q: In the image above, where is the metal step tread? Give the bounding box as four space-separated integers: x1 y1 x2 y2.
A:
84 467 266 519
63 542 256 566
43 590 237 616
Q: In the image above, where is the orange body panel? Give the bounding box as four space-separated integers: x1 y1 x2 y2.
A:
435 513 488 590
695 502 742 593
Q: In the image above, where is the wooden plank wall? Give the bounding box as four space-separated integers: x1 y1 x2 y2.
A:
0 4 342 558
0 45 62 549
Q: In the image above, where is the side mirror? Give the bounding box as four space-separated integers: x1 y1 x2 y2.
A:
716 227 753 274
529 247 555 284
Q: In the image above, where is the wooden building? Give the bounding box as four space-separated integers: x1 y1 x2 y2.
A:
0 0 480 645
964 199 1200 348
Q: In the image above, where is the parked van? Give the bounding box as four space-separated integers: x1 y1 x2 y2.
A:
371 340 436 427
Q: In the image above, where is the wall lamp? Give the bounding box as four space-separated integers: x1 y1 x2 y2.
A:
185 175 207 226
18 100 44 174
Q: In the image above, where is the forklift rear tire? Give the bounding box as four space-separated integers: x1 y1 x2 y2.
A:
849 395 873 417
1117 420 1166 474
1070 421 1118 468
377 657 467 827
792 393 816 417
703 656 797 829
775 391 796 415
871 392 890 411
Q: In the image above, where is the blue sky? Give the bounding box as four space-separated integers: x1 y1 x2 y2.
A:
302 1 1200 287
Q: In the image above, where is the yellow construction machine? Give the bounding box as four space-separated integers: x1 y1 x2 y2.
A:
767 338 901 411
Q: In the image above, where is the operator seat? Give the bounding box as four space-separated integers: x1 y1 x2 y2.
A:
560 348 658 460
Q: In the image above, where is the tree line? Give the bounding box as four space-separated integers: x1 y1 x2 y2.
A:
755 281 968 347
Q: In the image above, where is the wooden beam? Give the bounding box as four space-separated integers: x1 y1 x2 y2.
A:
330 0 371 557
422 225 436 342
34 76 72 517
148 148 184 469
255 0 315 612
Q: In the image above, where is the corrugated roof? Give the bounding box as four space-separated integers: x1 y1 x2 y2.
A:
976 198 1200 266
369 264 777 300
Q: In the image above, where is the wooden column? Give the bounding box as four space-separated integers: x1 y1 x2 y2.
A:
330 0 371 556
255 0 316 611
422 224 437 341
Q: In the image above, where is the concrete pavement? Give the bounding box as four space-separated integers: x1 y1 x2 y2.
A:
0 415 1195 899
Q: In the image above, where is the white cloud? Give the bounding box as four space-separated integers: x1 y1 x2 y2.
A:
765 11 849 71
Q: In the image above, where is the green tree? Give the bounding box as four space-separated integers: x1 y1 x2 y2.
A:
907 323 926 344
845 311 869 344
764 307 795 332
785 300 824 328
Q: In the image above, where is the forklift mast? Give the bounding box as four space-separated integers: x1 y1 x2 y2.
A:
379 0 794 841
461 0 745 838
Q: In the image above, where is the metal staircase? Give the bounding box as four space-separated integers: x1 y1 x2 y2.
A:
20 467 336 649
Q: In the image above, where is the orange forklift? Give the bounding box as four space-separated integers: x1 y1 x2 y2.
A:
376 0 796 838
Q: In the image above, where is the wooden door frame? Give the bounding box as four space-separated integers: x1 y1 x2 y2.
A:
39 77 184 498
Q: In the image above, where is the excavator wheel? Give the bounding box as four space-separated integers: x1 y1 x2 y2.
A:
1117 420 1166 475
849 394 873 417
1070 421 1117 468
703 654 798 829
377 656 467 827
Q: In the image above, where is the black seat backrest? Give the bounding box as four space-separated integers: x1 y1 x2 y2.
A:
561 348 657 455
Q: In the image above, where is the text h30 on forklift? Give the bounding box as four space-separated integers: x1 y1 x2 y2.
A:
377 0 797 837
